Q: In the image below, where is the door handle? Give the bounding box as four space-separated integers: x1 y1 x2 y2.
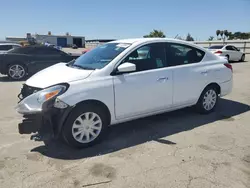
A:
201 71 208 74
157 77 168 81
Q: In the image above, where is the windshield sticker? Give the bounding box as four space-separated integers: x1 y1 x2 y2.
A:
116 43 130 48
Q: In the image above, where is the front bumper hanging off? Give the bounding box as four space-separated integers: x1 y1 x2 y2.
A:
17 85 72 141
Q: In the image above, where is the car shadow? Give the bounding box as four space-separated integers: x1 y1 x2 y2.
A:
31 98 250 160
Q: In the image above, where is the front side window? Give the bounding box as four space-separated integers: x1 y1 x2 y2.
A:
166 43 205 66
71 43 130 70
123 43 166 72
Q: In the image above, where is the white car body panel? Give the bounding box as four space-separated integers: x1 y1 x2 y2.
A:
24 38 233 125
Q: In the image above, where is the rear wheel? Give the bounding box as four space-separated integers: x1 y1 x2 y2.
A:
7 64 27 80
225 55 230 61
196 86 218 114
240 54 245 62
62 104 109 148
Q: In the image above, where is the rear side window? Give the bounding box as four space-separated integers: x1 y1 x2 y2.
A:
0 45 12 51
166 43 205 66
226 46 234 50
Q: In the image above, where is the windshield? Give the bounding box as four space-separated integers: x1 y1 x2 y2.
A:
72 43 131 70
208 45 224 49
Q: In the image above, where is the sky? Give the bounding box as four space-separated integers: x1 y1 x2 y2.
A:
0 0 249 41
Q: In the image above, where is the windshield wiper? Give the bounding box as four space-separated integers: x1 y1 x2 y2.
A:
70 64 95 70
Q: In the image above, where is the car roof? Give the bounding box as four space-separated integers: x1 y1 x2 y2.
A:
109 38 207 52
110 38 188 44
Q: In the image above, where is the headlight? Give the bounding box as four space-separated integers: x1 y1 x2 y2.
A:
37 85 68 104
16 84 69 114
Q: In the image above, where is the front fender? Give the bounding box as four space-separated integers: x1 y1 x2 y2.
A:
58 77 116 122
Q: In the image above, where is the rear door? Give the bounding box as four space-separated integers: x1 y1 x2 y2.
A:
166 43 207 106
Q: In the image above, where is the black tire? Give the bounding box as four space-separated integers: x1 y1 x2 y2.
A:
225 55 229 61
240 54 245 62
62 104 109 148
196 86 218 114
7 63 27 80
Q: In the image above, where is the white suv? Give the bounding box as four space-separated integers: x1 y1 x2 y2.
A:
16 38 233 148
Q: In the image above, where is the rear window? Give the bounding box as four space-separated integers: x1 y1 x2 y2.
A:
208 45 224 49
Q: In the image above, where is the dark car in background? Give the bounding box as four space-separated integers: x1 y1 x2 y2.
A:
0 45 75 80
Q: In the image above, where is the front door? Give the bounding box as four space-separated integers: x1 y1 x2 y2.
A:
113 43 173 120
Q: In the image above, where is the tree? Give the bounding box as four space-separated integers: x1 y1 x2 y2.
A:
143 29 166 38
216 30 221 39
186 33 194 41
220 31 223 38
208 36 214 41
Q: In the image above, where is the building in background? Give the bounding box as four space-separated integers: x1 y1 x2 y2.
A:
5 36 26 43
35 32 85 47
6 32 86 47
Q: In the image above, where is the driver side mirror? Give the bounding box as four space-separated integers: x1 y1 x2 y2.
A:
117 62 136 73
111 62 136 75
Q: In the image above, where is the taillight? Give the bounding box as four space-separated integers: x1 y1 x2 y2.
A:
215 50 222 54
224 63 233 72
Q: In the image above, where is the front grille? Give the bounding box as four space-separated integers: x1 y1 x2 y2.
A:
18 84 42 101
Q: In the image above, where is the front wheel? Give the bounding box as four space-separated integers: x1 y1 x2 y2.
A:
62 104 109 148
196 86 218 114
7 64 27 80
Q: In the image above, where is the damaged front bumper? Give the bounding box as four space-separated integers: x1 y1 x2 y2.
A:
16 84 71 141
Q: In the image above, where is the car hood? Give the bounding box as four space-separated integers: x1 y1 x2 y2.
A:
26 63 94 88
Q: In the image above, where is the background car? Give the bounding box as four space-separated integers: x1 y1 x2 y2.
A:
72 44 78 49
208 45 245 62
0 43 21 53
0 45 75 80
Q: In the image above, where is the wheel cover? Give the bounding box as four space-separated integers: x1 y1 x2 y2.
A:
203 89 217 111
72 112 102 143
8 65 25 79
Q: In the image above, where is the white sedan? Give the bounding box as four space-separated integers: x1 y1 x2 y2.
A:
208 45 245 62
16 38 233 148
